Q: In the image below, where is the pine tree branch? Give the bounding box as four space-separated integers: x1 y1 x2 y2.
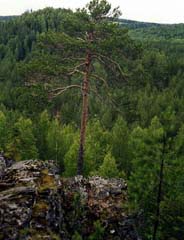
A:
93 55 106 64
67 69 85 76
67 62 86 76
94 53 128 81
49 84 82 98
91 73 109 88
89 87 103 102
62 57 86 61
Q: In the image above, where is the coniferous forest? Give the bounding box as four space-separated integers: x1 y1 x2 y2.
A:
0 0 184 239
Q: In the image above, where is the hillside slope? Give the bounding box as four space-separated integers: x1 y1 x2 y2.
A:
0 7 184 240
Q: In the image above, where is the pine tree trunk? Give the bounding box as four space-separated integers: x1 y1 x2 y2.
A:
77 50 91 175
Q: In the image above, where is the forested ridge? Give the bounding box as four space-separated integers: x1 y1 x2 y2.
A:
0 1 184 239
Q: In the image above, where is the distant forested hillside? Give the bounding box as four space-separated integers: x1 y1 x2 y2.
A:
0 3 184 239
119 18 161 29
118 18 184 40
129 23 184 40
0 16 17 21
120 18 184 59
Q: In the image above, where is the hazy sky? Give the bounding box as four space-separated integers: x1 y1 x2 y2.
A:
0 0 183 24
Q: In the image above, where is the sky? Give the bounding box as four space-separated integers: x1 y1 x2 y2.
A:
0 0 184 24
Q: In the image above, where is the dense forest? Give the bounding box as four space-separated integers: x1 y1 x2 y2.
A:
0 0 184 239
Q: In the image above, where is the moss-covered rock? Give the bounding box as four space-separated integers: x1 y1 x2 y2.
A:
0 155 140 240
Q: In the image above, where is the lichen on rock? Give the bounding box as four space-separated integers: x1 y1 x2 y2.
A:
0 154 140 240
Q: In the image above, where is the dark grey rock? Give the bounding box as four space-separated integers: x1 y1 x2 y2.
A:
0 156 140 240
0 154 6 178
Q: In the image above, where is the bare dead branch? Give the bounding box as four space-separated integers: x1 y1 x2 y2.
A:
77 37 86 42
91 73 109 88
89 87 104 102
67 69 85 76
62 57 86 61
92 55 106 65
25 70 61 87
49 84 82 98
94 53 128 81
67 62 86 76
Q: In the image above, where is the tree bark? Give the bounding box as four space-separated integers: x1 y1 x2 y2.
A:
77 48 92 175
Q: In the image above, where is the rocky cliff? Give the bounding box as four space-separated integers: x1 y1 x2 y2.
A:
0 155 140 240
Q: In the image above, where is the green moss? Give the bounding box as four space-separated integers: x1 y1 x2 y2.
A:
72 231 83 240
28 229 60 240
32 200 49 221
33 201 48 213
19 228 30 237
38 168 56 191
88 220 104 240
47 231 60 240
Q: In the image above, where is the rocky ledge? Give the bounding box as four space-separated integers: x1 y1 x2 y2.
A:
0 155 140 240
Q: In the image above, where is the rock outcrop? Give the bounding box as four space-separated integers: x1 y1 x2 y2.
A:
0 155 140 240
